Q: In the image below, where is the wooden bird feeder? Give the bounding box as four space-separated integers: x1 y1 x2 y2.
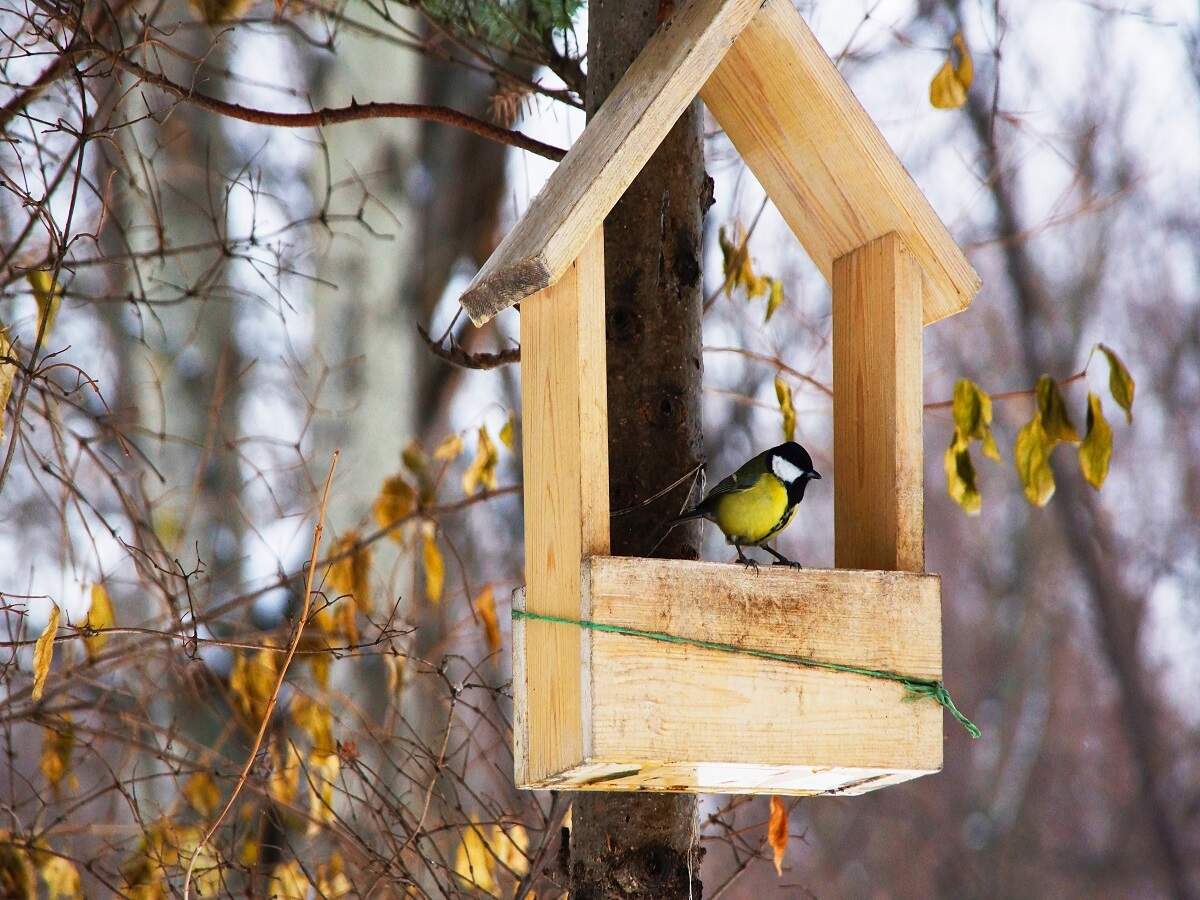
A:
458 0 980 796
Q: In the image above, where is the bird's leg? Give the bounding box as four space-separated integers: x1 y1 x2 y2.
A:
764 545 802 568
734 545 758 571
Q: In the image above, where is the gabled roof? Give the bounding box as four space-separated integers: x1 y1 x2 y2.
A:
459 0 981 327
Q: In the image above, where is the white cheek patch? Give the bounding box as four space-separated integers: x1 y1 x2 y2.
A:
772 456 805 483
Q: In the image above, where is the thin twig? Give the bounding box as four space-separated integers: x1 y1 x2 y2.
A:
417 324 520 370
107 55 567 161
181 450 340 900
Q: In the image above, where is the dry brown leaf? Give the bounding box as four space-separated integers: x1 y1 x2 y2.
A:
32 603 59 702
767 795 788 876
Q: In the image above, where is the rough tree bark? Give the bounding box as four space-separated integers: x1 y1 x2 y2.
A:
570 0 710 896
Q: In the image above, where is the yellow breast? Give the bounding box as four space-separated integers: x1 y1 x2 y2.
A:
712 474 793 545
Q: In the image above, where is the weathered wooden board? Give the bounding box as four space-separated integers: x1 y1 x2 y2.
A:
513 557 943 795
701 0 979 324
514 229 609 785
459 0 763 325
832 233 925 572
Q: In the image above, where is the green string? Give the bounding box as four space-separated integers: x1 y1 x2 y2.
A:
512 608 981 738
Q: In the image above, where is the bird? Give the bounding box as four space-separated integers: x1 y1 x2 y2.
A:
671 441 821 567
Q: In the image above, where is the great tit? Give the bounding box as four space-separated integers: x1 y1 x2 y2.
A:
673 441 821 566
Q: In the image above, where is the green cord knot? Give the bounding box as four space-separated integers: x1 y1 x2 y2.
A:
513 608 981 738
901 679 982 738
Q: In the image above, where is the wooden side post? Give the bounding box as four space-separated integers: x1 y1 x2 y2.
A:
833 232 924 573
515 229 609 785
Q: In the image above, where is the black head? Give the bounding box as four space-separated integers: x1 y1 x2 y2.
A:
768 442 821 486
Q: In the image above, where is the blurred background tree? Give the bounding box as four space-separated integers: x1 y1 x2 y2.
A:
0 0 1196 897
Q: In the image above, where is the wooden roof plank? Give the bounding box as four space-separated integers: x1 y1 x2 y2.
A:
700 0 980 324
458 0 764 325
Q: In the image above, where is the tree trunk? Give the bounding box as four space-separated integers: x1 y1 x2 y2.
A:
571 0 710 896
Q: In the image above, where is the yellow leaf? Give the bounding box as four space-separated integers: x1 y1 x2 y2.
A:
434 432 465 461
27 269 62 340
188 0 254 24
0 327 14 443
454 820 498 895
1078 391 1113 489
422 528 445 605
229 646 278 724
1035 375 1080 444
489 823 529 877
237 836 259 867
0 840 35 900
372 475 416 536
84 583 114 660
774 376 795 442
269 861 308 900
39 854 81 900
326 533 372 618
767 795 788 877
291 695 334 757
310 650 331 690
317 852 353 898
499 413 517 451
764 278 784 322
1015 416 1055 507
305 752 340 835
384 653 405 697
32 603 59 702
944 441 981 515
268 740 302 806
951 379 999 457
39 717 74 795
183 772 221 816
475 585 502 654
930 32 973 109
462 426 499 495
1098 344 1135 423
401 440 437 504
718 226 740 298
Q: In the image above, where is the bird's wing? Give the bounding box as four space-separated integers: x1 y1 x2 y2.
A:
695 450 771 510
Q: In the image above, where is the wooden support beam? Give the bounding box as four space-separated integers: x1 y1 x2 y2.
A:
514 557 943 794
459 0 762 325
514 230 609 785
701 0 980 324
833 233 925 572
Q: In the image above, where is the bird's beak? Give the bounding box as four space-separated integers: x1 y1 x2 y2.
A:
808 470 822 480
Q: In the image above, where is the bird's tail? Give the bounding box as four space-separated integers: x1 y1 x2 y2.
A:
667 506 706 527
